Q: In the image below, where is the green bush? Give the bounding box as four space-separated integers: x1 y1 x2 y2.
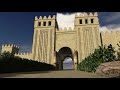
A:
0 52 56 73
77 44 116 72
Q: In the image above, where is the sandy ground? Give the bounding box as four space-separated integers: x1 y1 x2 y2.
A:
0 70 108 78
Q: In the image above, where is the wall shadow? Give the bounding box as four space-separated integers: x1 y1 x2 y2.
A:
0 70 53 78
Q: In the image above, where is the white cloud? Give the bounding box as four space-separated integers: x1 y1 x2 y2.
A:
63 57 73 63
99 24 120 32
56 12 84 30
99 26 111 32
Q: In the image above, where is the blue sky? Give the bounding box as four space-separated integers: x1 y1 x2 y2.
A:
0 12 120 53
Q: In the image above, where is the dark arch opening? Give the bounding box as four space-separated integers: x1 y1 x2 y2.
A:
56 47 74 70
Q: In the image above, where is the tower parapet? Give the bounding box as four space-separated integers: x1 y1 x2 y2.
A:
75 12 99 26
34 15 58 28
35 15 56 20
75 12 98 17
1 44 19 54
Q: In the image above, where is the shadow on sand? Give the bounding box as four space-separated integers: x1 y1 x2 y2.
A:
0 70 54 78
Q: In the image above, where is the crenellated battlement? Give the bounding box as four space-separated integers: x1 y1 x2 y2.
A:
100 31 120 34
74 12 99 25
100 31 111 34
1 44 19 54
75 12 98 17
2 44 19 49
59 27 73 31
15 52 32 56
15 52 32 60
34 15 57 28
100 30 120 51
35 15 56 20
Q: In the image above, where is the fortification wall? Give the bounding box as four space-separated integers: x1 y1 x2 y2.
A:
15 53 32 60
100 31 120 50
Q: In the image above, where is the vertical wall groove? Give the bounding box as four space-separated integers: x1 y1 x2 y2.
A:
33 30 38 60
49 30 52 64
38 30 40 61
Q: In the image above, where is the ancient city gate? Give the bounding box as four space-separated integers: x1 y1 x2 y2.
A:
32 13 100 70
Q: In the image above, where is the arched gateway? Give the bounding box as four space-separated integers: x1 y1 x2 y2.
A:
56 47 74 70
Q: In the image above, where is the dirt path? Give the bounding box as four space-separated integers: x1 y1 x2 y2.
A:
0 70 108 78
